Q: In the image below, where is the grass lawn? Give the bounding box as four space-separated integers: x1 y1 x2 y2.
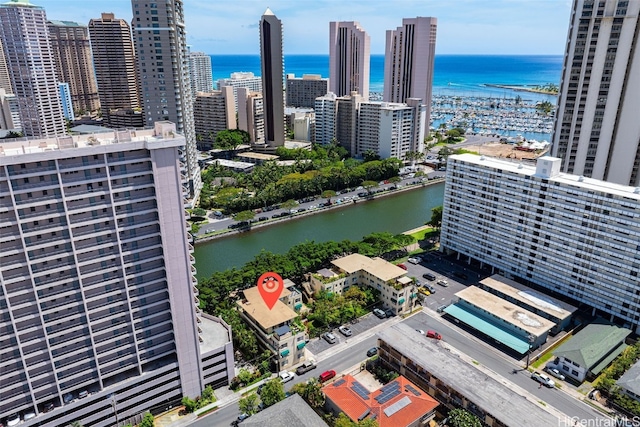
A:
407 227 438 242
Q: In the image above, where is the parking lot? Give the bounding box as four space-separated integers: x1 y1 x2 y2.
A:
305 312 389 355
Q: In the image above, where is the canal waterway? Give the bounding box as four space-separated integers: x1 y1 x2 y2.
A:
194 181 445 279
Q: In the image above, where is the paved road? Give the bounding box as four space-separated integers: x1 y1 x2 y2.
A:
195 174 443 236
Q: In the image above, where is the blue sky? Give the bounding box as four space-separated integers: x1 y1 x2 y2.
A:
38 0 572 55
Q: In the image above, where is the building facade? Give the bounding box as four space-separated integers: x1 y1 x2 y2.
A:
440 154 640 332
383 17 436 131
88 12 141 129
188 51 213 98
314 92 338 146
0 122 233 427
131 0 201 201
47 20 100 114
310 254 417 316
58 82 74 120
285 74 328 108
216 72 262 110
193 86 236 150
0 0 66 138
259 8 285 147
0 37 12 93
0 87 21 131
237 87 264 144
551 0 640 186
357 99 425 160
329 21 370 100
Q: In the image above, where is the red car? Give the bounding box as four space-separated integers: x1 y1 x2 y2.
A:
397 264 407 270
319 370 336 382
427 330 442 340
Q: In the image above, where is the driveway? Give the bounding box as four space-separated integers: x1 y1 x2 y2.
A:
305 312 389 355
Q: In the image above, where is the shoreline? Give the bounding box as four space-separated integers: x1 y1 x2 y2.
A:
193 177 446 245
483 83 558 95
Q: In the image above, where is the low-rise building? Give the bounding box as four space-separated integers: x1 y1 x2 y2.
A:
322 374 438 427
616 361 640 403
551 319 632 382
309 253 418 315
377 323 563 427
236 285 308 370
444 286 555 354
241 394 327 427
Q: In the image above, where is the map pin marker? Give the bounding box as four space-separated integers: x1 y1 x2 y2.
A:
257 272 284 310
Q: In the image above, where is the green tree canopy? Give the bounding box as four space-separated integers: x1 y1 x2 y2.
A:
428 205 443 229
238 393 259 415
139 412 154 427
233 210 255 222
214 129 250 150
447 408 482 427
260 378 286 407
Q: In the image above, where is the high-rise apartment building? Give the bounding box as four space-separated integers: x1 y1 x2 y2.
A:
131 0 201 202
88 12 142 129
314 92 338 146
551 0 640 186
188 51 214 98
0 38 12 93
0 88 20 131
285 74 329 108
194 86 236 150
336 93 363 156
58 82 74 120
440 154 640 332
259 8 285 147
0 0 66 138
329 21 370 100
0 122 234 427
47 20 100 114
357 99 425 159
383 17 436 130
237 87 264 144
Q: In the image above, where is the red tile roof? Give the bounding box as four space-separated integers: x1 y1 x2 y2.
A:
322 375 438 427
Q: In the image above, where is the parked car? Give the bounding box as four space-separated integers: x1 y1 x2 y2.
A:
279 371 295 383
436 279 449 287
236 413 250 423
415 329 425 335
78 390 89 399
258 216 268 222
373 308 386 319
384 308 395 317
407 257 421 265
425 284 436 293
296 360 317 375
322 332 337 344
338 326 352 336
545 367 566 381
422 272 436 281
6 414 20 427
531 372 555 388
63 393 74 404
42 402 55 413
426 330 442 340
436 304 448 313
319 370 336 382
397 263 408 270
366 347 378 357
23 411 36 421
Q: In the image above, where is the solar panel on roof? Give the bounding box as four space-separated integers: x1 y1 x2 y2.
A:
405 384 421 396
351 381 370 399
333 378 346 387
383 396 412 417
379 381 400 394
376 389 401 404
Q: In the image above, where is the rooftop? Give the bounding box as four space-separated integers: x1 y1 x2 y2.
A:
479 274 576 321
616 360 640 397
236 152 279 161
455 286 555 336
199 314 231 354
237 286 298 330
331 254 407 282
553 318 632 369
241 394 327 427
322 374 438 427
377 323 562 427
450 153 640 201
0 122 183 161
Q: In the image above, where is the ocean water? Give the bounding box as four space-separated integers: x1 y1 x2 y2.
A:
210 54 563 101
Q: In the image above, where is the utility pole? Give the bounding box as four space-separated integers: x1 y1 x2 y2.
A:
525 334 535 369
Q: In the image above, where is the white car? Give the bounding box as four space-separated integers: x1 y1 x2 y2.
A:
407 257 421 264
415 329 425 335
436 279 449 287
7 414 20 427
338 325 352 336
279 371 295 383
531 372 555 388
545 367 566 381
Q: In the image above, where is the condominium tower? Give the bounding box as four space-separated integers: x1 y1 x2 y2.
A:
131 0 201 201
237 87 264 143
188 51 214 97
47 20 100 114
0 0 66 138
383 17 437 128
0 122 234 427
88 12 142 129
259 8 285 147
193 86 236 150
551 0 640 186
440 154 640 332
329 21 370 100
285 74 329 108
